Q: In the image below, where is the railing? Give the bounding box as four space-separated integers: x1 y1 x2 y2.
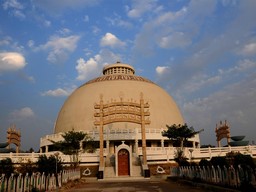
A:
40 128 200 145
0 169 80 192
170 165 256 190
1 145 255 164
0 152 100 164
143 145 256 162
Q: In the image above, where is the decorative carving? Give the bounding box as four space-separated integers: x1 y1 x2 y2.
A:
7 124 21 153
94 99 150 125
82 168 92 176
156 166 166 174
85 74 155 85
94 93 150 168
215 120 231 147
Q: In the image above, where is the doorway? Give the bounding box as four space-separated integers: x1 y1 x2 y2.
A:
118 149 130 176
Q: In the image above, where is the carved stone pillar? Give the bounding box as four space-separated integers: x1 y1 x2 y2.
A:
106 140 110 155
135 139 138 154
99 95 104 168
140 95 147 166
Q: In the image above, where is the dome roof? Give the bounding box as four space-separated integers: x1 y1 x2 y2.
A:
54 62 184 133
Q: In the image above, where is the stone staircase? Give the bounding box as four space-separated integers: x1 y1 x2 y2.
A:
131 155 142 177
104 154 116 178
104 166 116 178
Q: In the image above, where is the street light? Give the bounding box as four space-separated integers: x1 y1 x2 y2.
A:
189 149 194 163
54 152 59 174
54 152 59 190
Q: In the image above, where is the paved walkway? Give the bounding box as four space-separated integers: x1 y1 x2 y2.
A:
60 178 210 192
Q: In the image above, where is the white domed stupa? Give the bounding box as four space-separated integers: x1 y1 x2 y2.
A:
54 61 184 133
40 61 200 178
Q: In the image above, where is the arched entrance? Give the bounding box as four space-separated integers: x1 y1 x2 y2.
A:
118 149 130 176
94 93 150 179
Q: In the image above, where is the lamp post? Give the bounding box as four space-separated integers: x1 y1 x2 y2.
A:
189 149 194 163
54 152 59 174
54 152 59 190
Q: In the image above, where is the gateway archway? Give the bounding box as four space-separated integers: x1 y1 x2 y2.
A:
94 93 150 179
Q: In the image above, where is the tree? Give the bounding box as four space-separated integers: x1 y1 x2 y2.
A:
174 148 189 166
199 158 211 167
162 124 201 148
210 156 228 168
36 155 62 176
51 130 95 166
17 159 36 176
162 124 202 166
0 158 14 178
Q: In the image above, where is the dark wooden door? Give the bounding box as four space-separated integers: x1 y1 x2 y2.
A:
118 149 130 176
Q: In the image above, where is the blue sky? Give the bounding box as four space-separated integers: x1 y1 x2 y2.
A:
0 0 256 151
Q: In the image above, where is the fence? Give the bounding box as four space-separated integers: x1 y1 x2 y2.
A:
170 165 256 189
0 169 80 192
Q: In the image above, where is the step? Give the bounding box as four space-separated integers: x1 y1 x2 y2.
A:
104 166 116 178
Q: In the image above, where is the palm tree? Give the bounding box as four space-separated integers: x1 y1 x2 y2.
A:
162 123 201 148
162 124 202 165
51 130 95 166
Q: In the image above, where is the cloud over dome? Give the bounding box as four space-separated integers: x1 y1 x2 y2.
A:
76 50 121 81
0 52 26 72
41 87 74 97
100 33 126 48
156 66 169 75
36 35 80 64
10 107 34 120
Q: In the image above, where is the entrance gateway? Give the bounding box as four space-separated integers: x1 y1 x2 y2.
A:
94 93 150 179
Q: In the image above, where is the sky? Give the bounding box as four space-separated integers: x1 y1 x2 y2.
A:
0 0 256 151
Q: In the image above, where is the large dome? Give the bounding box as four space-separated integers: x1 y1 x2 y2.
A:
54 62 184 133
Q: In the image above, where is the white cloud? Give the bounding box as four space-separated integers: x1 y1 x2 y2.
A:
2 0 25 19
218 59 256 75
159 32 191 49
105 14 132 28
182 75 256 145
18 72 35 83
92 26 100 35
37 35 80 64
182 74 221 93
156 66 169 75
127 0 158 18
0 52 26 72
43 20 51 27
41 87 75 97
76 50 121 81
133 0 217 54
33 0 100 14
27 40 34 48
76 57 100 81
3 0 23 10
241 42 256 56
100 33 126 48
57 28 71 36
173 59 255 97
0 36 12 46
10 107 35 120
13 9 25 19
83 15 89 22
